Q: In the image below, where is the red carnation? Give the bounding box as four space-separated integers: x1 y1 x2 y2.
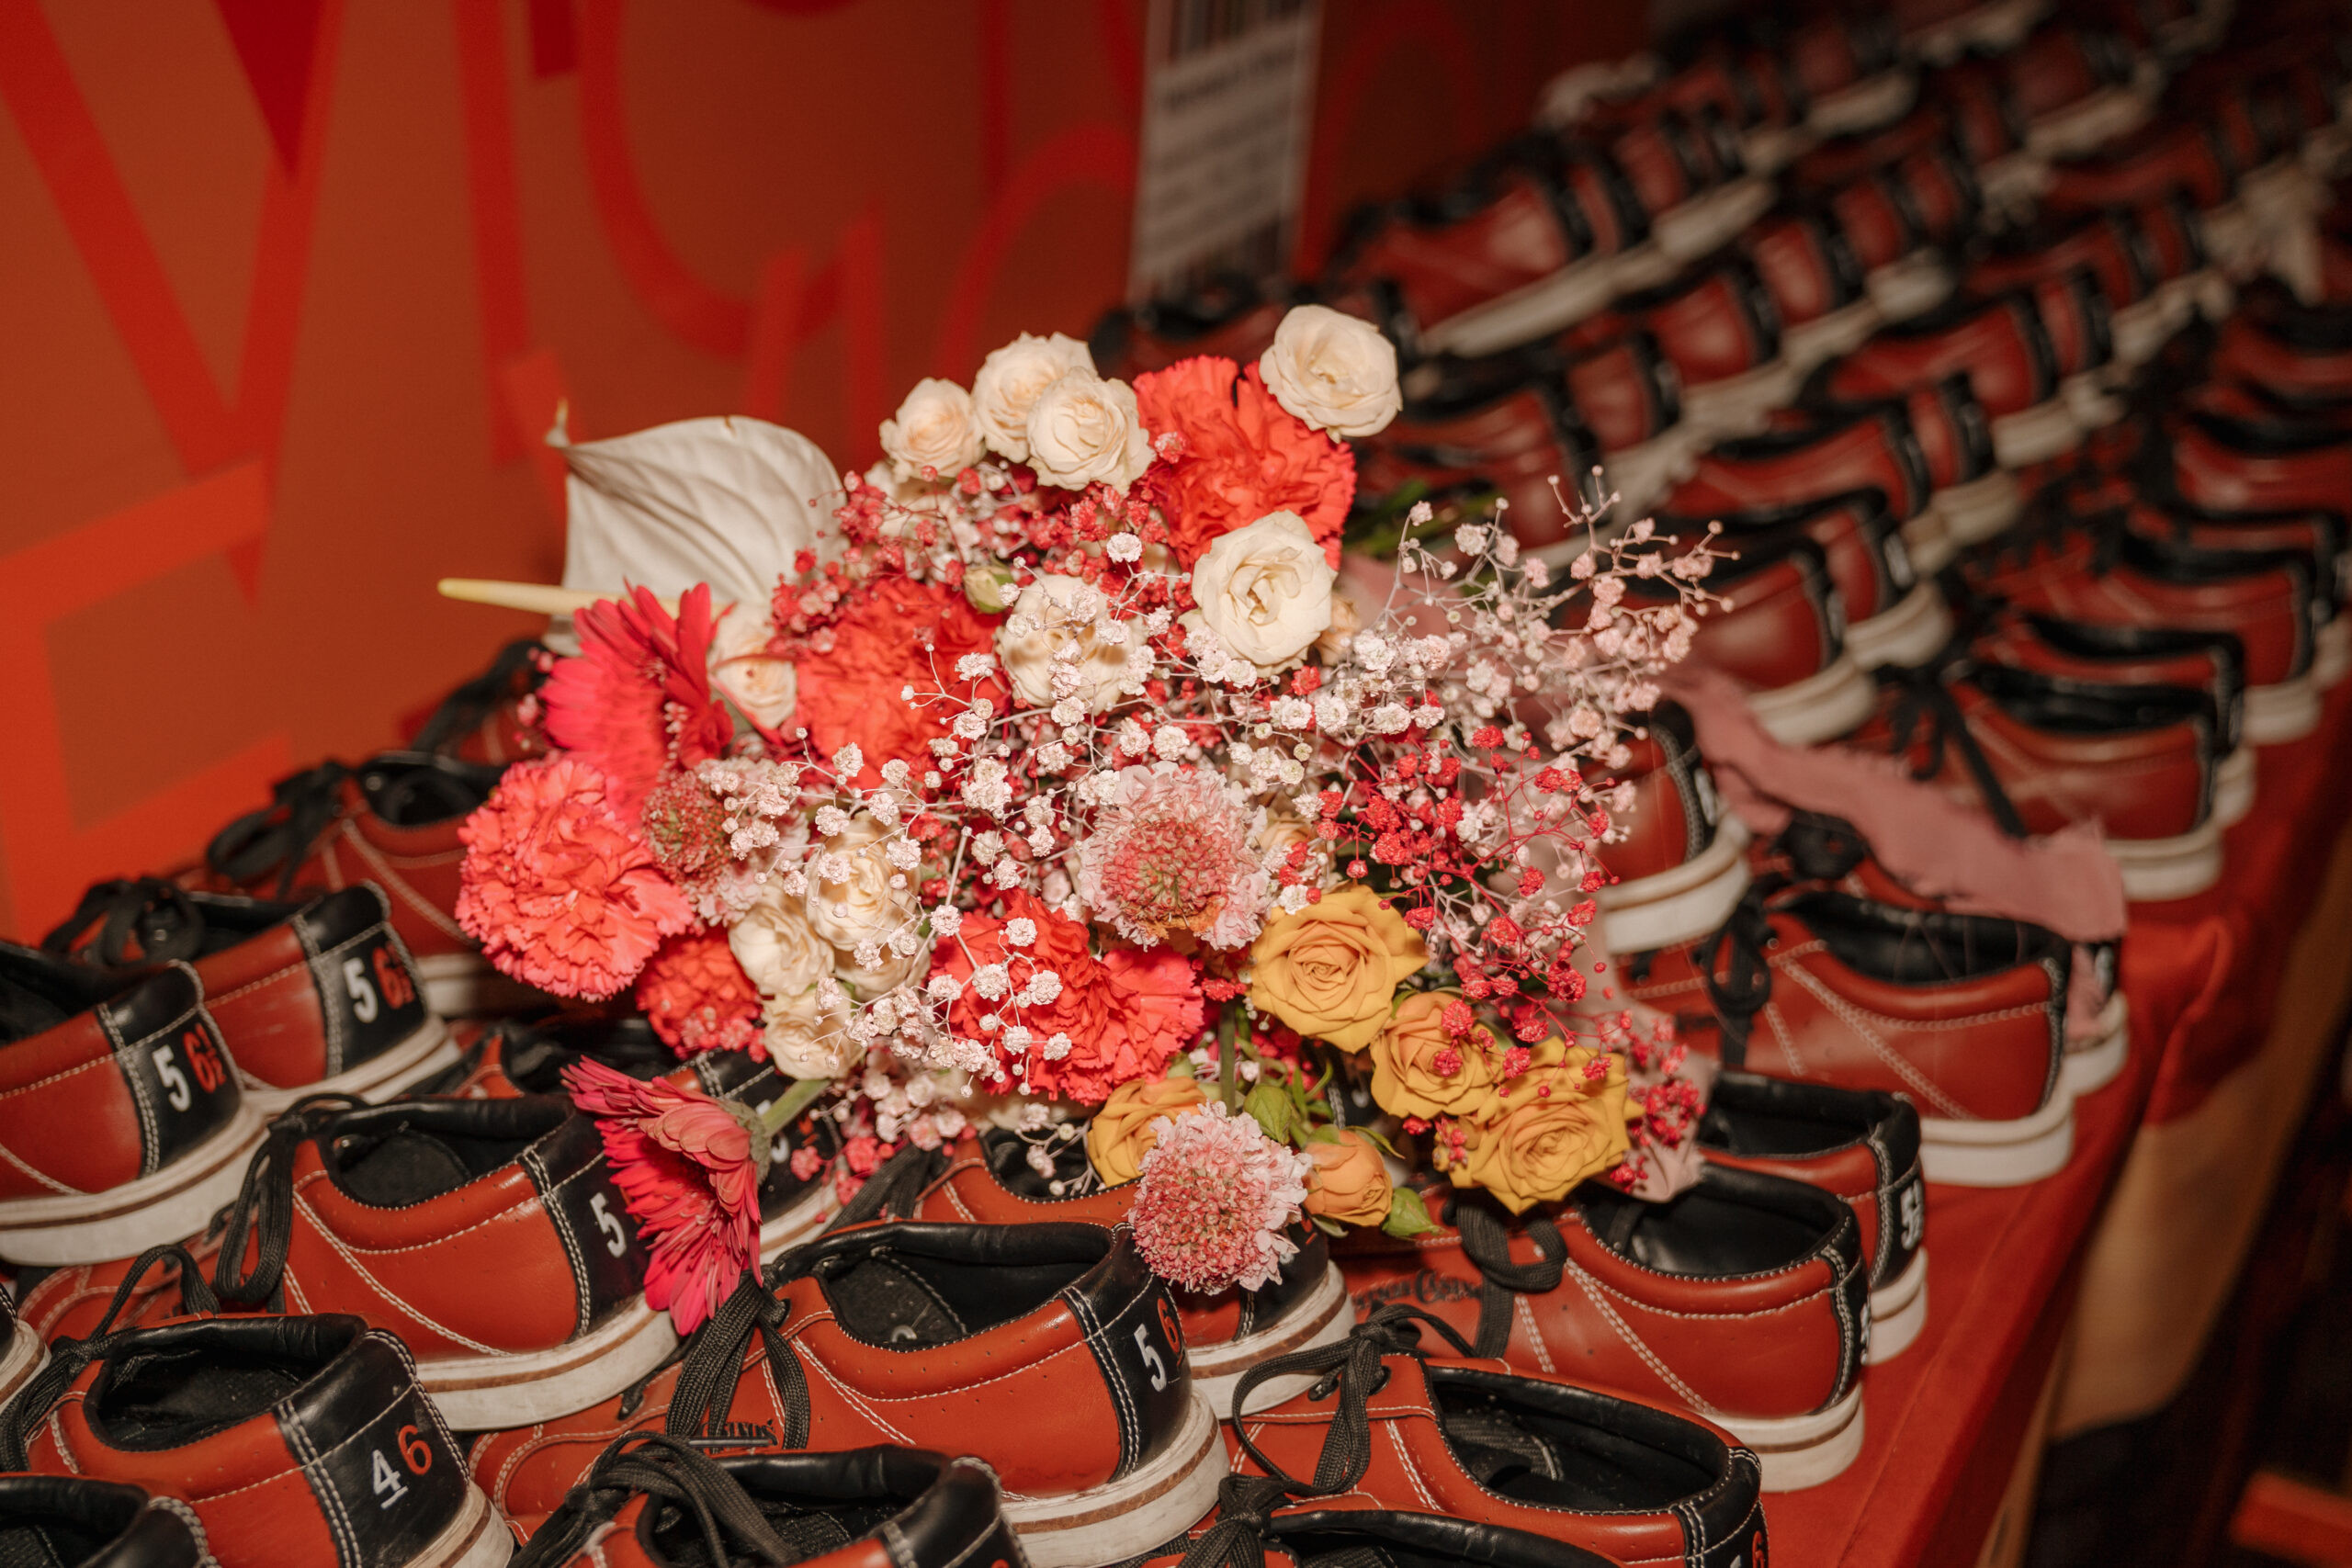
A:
1134 357 1354 567
634 928 763 1057
791 575 1008 787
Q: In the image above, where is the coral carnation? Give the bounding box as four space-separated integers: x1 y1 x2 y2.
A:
932 891 1204 1102
455 755 695 1000
563 1058 759 1333
1134 357 1354 567
790 575 1008 788
635 928 764 1057
1129 1102 1308 1292
542 583 735 816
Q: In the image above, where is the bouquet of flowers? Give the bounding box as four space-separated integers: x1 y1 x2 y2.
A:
454 304 1720 1325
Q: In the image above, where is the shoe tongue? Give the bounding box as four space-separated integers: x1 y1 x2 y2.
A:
648 1500 858 1568
334 1128 481 1206
1442 1404 1567 1488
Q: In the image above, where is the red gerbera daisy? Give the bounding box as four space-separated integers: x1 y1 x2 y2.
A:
542 582 738 815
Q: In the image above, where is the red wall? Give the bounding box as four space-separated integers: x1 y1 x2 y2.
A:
0 0 1637 940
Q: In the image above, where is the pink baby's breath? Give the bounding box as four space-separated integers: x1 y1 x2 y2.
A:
1129 1103 1308 1292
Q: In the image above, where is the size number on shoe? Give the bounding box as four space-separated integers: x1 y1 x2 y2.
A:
123 1021 241 1164
369 1426 434 1508
318 936 428 1061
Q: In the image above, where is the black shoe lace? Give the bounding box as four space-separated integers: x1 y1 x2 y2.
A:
205 761 353 897
1173 1473 1311 1568
822 1144 951 1232
1449 1197 1569 1359
409 639 548 757
655 1267 813 1450
1870 662 2032 839
0 1245 216 1468
1689 886 1779 1070
40 878 209 967
211 1099 363 1310
1227 1304 1472 1492
514 1433 803 1568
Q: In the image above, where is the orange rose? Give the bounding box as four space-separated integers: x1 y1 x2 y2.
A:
1370 990 1509 1123
1303 1129 1393 1226
1436 1043 1634 1214
1085 1076 1210 1185
1249 885 1428 1051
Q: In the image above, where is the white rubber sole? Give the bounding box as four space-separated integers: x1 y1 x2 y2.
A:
1867 1247 1928 1364
1921 1088 2075 1186
2111 295 2185 367
2312 618 2349 689
1811 69 1918 137
0 1319 46 1409
757 1176 842 1260
1933 468 2024 547
1843 582 1955 670
1904 505 1958 576
420 1295 679 1427
1744 654 1880 746
1420 257 1624 358
1601 425 1706 519
1904 0 2048 62
1867 252 1954 321
1739 121 1816 176
1680 358 1802 439
1991 397 2083 468
2064 371 2127 432
2062 989 2131 1099
408 1483 513 1568
2245 673 2324 746
1194 1263 1355 1420
1599 818 1755 955
2215 745 2256 828
1652 176 1778 264
1003 1388 1228 1568
0 1099 266 1267
1727 1382 1866 1492
1781 298 1883 372
247 1016 463 1113
2110 816 2224 902
2027 75 2159 161
413 953 544 1019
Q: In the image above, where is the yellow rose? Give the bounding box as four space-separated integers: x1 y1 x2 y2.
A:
1249 885 1428 1051
1303 1129 1393 1226
1437 1043 1634 1214
1086 1077 1209 1185
1370 991 1510 1123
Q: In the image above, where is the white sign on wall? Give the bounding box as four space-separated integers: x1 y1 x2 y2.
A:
1127 0 1322 302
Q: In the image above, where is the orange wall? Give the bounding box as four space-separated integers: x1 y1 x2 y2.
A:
0 0 1638 940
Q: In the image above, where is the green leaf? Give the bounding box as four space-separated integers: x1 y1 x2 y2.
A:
1311 1213 1346 1237
1298 1122 1343 1145
1381 1186 1440 1239
1244 1081 1295 1145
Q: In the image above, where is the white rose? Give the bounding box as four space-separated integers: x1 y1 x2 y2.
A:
880 378 985 483
806 812 918 957
709 609 797 729
729 892 834 1017
763 999 860 1079
973 333 1094 462
1184 511 1336 671
1258 305 1402 438
835 937 928 998
1025 370 1152 492
996 574 1148 714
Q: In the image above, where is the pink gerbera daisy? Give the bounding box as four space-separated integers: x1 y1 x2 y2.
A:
563 1058 761 1333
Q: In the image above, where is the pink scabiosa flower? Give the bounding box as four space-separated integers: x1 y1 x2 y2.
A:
541 583 737 816
635 928 764 1057
562 1058 760 1334
455 755 695 999
1129 1102 1309 1293
1077 765 1271 951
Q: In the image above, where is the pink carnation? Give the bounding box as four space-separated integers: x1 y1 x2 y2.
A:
1077 765 1271 951
455 756 695 1000
1130 1102 1308 1293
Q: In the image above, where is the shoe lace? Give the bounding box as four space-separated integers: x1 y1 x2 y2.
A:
0 1245 217 1469
514 1433 804 1568
1687 886 1779 1070
204 761 353 897
409 639 547 757
1448 1197 1569 1359
40 878 209 967
651 1267 813 1450
1173 1473 1312 1568
1227 1304 1473 1493
821 1144 951 1232
1870 661 2032 839
211 1098 363 1311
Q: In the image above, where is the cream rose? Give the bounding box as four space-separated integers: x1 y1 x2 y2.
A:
729 891 834 1019
709 609 797 729
1026 369 1153 492
806 812 918 959
1259 305 1403 438
996 574 1148 714
973 333 1094 462
763 998 860 1079
1186 511 1337 671
880 378 985 483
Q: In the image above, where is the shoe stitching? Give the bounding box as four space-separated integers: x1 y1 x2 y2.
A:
1764 1002 1810 1078
787 1310 1094 1399
343 829 471 943
1064 1285 1140 1468
1512 1295 1558 1374
96 1001 163 1181
522 1147 594 1335
146 1497 217 1567
794 1342 917 1444
1385 1421 1441 1512
288 1190 503 1357
278 1396 361 1568
0 1139 85 1197
378 1331 467 1491
1566 1262 1723 1417
1777 963 1989 1117
288 910 345 1078
0 999 206 1100
289 1166 543 1248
